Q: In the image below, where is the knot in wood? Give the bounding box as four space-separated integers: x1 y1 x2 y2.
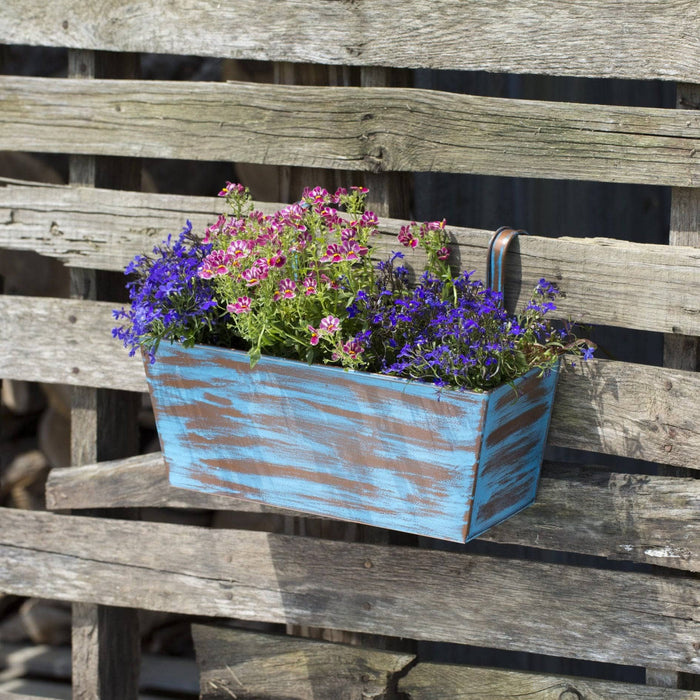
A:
558 688 582 700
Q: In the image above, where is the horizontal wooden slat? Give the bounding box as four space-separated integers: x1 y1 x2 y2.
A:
0 508 698 672
0 296 143 393
0 0 698 82
2 296 699 469
45 455 700 572
2 77 699 186
399 663 700 699
2 183 700 336
193 625 414 700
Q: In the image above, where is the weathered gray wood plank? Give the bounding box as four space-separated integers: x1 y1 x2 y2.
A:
548 358 700 471
0 508 697 672
0 0 698 82
2 77 699 186
2 183 700 336
45 455 700 572
45 452 307 513
0 296 142 392
481 464 700 572
399 663 700 699
1 296 699 469
193 625 414 699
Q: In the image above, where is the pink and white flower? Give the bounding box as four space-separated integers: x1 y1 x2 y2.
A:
218 181 245 198
308 325 320 346
303 275 318 296
226 296 252 314
319 315 341 334
320 243 345 264
342 240 368 261
226 238 251 261
398 224 418 248
197 249 231 279
342 338 364 359
241 263 267 287
277 278 297 300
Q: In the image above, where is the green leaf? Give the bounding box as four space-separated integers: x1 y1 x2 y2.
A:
249 348 261 368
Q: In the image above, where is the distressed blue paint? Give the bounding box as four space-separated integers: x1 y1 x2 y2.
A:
468 365 560 538
145 344 558 542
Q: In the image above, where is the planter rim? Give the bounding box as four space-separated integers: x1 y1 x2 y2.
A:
149 341 559 399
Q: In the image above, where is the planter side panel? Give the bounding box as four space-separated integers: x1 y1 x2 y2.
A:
468 367 559 539
146 345 487 541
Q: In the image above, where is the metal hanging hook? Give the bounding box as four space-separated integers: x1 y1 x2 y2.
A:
486 226 528 306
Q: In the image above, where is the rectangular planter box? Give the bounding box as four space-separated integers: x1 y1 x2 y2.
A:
145 343 559 542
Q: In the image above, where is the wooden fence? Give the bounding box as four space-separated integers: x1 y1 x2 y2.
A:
0 0 699 697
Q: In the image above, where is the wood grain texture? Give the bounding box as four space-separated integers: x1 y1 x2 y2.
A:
2 77 700 186
193 625 414 699
0 507 698 672
45 456 700 573
2 296 699 469
0 0 698 81
145 343 557 542
0 296 144 392
399 663 700 699
548 359 700 471
2 183 700 336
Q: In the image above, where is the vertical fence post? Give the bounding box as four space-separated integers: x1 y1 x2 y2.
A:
360 66 412 219
663 87 700 373
68 48 142 699
649 82 700 692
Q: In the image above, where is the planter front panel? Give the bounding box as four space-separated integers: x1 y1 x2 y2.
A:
146 344 488 541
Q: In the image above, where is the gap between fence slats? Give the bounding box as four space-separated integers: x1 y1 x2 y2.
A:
0 295 698 470
2 77 700 187
399 663 700 699
0 0 698 82
44 454 700 574
2 184 700 336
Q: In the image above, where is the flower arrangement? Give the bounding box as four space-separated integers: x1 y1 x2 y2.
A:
114 182 594 391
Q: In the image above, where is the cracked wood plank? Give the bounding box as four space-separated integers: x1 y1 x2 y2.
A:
193 625 414 699
0 508 698 672
1 77 699 186
0 0 698 81
2 183 700 335
45 456 700 573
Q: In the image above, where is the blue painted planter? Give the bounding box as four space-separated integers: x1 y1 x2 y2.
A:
145 343 559 542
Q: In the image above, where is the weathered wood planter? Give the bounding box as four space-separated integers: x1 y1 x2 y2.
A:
145 344 559 542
